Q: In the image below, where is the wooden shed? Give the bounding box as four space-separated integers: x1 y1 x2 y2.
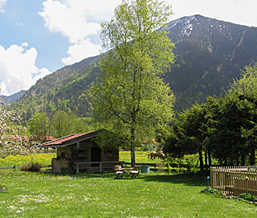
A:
41 131 119 174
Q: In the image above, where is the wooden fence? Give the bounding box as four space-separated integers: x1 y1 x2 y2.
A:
0 162 178 172
210 166 257 196
0 165 51 170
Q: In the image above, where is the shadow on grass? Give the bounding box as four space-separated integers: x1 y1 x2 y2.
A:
1 169 210 188
139 171 210 187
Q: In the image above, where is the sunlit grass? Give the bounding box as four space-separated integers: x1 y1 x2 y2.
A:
119 151 164 164
0 171 256 217
0 151 162 168
0 152 256 217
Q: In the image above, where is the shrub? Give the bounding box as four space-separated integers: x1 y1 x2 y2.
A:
201 187 222 195
20 162 41 172
239 193 256 202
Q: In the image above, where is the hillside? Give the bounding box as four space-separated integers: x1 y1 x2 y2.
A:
9 15 257 120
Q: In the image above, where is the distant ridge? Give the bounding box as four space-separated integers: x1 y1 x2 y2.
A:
1 90 26 105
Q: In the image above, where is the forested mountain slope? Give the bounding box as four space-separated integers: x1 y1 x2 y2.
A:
9 15 257 120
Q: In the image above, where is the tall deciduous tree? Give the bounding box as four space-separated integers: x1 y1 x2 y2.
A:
88 0 175 166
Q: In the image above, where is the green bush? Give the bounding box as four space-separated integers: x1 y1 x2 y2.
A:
20 162 41 172
239 193 256 202
201 187 222 195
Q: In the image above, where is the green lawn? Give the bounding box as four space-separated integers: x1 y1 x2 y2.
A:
1 170 257 217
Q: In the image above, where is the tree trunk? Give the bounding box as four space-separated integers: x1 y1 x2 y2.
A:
241 153 245 166
131 145 135 167
130 125 136 167
249 141 255 165
208 149 212 166
250 148 255 165
204 150 208 170
199 148 204 171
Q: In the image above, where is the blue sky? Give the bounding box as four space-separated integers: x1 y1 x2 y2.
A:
0 0 257 96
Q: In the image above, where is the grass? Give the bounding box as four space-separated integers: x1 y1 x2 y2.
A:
0 170 257 217
1 152 257 217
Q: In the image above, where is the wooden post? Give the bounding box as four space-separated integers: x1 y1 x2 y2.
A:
76 163 79 173
100 163 102 172
245 176 249 194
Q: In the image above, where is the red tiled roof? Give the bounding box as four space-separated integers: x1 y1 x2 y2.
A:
41 132 94 147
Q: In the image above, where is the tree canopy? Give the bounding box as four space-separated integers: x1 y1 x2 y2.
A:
88 0 175 166
28 111 93 140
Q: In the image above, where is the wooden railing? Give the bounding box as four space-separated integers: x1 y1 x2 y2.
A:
210 166 257 196
73 161 120 173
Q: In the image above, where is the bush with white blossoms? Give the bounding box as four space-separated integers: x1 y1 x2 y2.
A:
0 97 36 158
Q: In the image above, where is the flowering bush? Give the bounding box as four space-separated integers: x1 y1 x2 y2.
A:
0 183 6 192
0 97 37 158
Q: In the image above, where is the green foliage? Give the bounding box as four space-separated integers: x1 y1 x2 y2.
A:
28 111 95 139
28 112 50 140
202 187 223 195
20 162 41 172
239 193 256 202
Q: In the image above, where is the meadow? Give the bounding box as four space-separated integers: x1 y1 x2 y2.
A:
1 152 257 217
1 170 257 217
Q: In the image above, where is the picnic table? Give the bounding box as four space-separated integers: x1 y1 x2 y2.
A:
115 166 139 179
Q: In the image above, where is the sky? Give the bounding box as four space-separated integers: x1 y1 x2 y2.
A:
0 0 257 96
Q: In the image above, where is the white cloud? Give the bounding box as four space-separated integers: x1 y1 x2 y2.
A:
62 39 101 65
169 0 257 27
63 0 122 23
0 43 51 96
39 0 122 65
0 0 7 12
39 0 101 44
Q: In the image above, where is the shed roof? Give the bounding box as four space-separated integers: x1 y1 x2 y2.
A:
41 131 98 148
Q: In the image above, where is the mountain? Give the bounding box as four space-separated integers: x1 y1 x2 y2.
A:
8 15 257 120
1 90 26 105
